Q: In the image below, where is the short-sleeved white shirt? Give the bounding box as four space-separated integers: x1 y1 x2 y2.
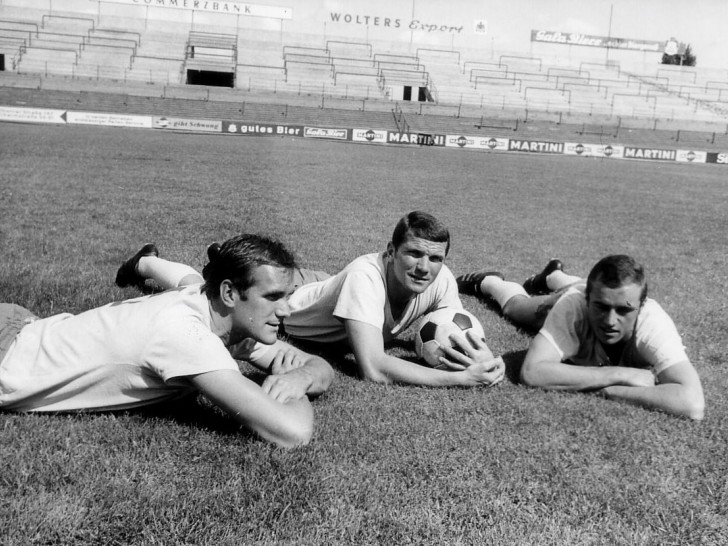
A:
539 285 688 375
283 252 462 343
0 285 268 412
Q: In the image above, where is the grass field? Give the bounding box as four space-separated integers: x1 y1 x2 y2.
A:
1 122 727 545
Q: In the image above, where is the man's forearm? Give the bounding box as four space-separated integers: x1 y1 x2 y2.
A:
601 384 705 420
361 352 468 387
521 361 636 391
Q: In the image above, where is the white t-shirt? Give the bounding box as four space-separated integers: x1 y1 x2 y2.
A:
283 252 463 343
539 286 688 375
0 285 268 412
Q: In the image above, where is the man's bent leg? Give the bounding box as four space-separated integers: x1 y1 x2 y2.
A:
546 270 583 292
502 292 561 331
137 256 202 289
481 277 553 330
292 268 332 291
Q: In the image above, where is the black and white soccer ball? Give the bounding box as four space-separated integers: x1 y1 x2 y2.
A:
414 308 490 369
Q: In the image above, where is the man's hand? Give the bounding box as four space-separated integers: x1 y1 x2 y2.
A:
253 340 334 399
464 356 506 387
616 367 655 387
439 330 506 387
262 368 313 403
268 345 308 375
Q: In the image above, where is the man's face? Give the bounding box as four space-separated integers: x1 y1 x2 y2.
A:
388 235 448 297
231 265 293 345
586 280 643 346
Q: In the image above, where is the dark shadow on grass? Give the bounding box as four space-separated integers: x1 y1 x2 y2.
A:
281 337 360 379
501 349 527 384
386 338 415 352
477 294 503 317
32 396 259 441
130 394 256 438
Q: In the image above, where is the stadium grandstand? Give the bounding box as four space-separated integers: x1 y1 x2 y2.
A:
1 0 727 151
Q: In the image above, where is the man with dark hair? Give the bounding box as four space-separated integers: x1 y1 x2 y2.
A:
456 255 704 419
390 210 451 254
1 234 334 448
200 235 296 297
119 212 505 388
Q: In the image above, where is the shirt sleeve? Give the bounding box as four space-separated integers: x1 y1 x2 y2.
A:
435 267 464 310
634 302 689 375
539 292 585 361
145 315 239 381
332 269 387 329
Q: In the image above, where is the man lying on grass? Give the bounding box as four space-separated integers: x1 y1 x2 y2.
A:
0 234 334 448
456 254 704 419
116 211 505 388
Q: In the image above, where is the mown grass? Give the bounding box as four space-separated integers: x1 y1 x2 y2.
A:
1 122 727 545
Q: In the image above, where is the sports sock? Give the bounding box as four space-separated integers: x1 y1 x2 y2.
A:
481 277 529 309
137 257 201 289
546 270 582 291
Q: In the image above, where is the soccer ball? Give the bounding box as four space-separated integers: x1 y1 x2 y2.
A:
414 308 491 369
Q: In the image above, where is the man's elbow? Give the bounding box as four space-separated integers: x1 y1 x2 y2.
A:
519 361 544 388
263 400 315 448
320 363 336 391
681 396 705 421
357 361 392 384
275 421 314 448
269 414 314 448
